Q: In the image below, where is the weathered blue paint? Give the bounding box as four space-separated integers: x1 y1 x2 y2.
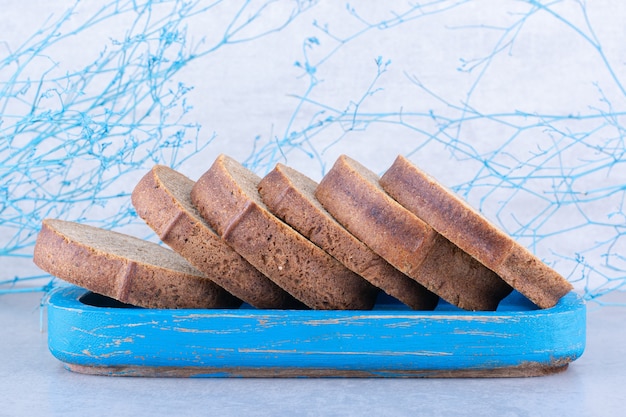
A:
46 286 586 377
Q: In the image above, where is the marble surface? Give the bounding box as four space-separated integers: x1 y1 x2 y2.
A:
1 291 624 417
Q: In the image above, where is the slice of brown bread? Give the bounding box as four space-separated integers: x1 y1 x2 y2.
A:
315 155 513 311
131 165 301 309
258 163 439 310
380 155 573 309
33 219 241 309
190 154 379 310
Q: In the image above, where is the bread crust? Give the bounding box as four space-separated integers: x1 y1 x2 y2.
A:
380 155 573 309
33 219 241 309
258 163 438 310
131 165 298 309
315 155 512 311
191 155 378 310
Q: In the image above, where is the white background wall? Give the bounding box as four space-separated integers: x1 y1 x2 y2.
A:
2 1 625 299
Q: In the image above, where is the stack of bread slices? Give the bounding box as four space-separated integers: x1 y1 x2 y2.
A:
33 154 573 311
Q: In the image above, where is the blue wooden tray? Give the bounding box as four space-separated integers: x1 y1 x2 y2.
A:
46 286 586 378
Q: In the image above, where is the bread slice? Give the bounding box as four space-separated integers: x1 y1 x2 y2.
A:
33 219 241 309
258 163 439 310
315 155 513 311
131 165 301 309
380 155 573 309
190 154 379 310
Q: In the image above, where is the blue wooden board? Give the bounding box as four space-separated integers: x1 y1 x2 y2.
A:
46 286 586 378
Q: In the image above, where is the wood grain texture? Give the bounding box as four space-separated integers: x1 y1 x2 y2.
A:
47 286 586 378
65 363 570 378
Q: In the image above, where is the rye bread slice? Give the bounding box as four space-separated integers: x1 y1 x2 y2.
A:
315 155 513 311
258 163 438 310
190 154 379 310
380 155 573 309
33 219 241 309
131 165 301 309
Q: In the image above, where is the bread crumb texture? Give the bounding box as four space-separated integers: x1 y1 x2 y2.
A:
33 154 572 310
